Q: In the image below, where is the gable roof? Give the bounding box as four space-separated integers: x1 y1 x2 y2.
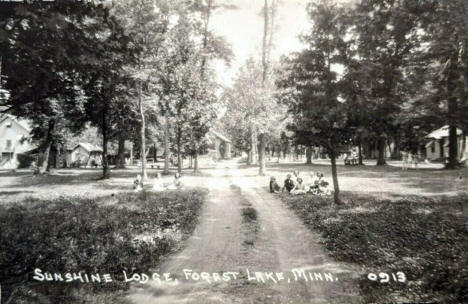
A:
209 130 232 143
0 114 31 134
73 142 103 153
425 125 464 139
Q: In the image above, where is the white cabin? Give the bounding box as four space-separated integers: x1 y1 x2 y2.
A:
0 115 33 169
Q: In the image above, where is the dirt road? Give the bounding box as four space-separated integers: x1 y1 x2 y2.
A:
126 160 361 304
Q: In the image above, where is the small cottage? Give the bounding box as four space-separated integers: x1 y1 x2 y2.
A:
70 143 103 167
207 130 232 160
425 125 467 161
0 115 33 169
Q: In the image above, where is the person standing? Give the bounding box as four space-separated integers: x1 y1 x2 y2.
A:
402 151 408 170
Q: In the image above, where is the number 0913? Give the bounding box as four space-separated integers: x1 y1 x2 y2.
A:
367 272 406 283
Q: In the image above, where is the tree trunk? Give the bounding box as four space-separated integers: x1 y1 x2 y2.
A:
461 131 466 161
247 149 252 165
164 118 170 174
117 136 125 169
258 133 266 175
102 108 110 179
329 149 342 204
393 132 401 159
138 81 147 182
194 149 199 172
153 144 157 163
306 145 313 164
376 136 386 165
129 142 134 166
447 124 459 168
250 127 257 165
446 51 460 169
40 119 55 174
358 139 363 165
177 125 182 174
277 145 281 163
262 0 269 83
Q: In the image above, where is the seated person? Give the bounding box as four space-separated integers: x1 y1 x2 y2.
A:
292 170 302 183
133 174 143 192
310 172 331 196
167 172 183 190
90 159 99 168
351 151 358 165
30 160 40 175
291 177 308 195
269 177 281 193
153 172 166 192
344 153 350 165
282 174 295 193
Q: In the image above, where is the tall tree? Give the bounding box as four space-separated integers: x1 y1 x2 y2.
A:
111 0 172 183
278 1 352 204
0 1 128 175
191 0 232 172
257 0 280 175
416 0 468 168
353 0 420 165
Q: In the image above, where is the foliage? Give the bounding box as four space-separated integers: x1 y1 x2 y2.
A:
241 207 258 222
16 153 34 169
281 193 468 304
0 1 133 175
0 189 207 303
222 59 286 155
406 0 468 167
277 1 353 203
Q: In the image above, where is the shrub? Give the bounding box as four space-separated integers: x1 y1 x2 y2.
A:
16 153 35 168
280 193 468 304
0 189 206 304
242 207 258 222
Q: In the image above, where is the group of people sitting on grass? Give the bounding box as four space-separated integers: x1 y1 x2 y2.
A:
344 150 359 166
269 170 332 196
133 172 183 192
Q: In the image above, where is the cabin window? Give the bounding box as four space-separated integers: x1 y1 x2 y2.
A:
6 140 12 149
431 142 435 153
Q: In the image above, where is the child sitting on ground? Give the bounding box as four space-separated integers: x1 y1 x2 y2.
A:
269 177 281 193
167 172 183 190
153 172 166 192
291 177 308 195
133 174 143 192
282 174 295 193
309 172 331 196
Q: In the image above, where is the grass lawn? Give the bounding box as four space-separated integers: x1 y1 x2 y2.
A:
0 189 207 304
279 192 468 304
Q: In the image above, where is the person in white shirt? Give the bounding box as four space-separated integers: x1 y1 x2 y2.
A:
133 174 143 192
153 172 165 192
167 172 183 190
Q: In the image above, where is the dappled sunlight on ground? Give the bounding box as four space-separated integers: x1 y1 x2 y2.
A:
0 157 466 204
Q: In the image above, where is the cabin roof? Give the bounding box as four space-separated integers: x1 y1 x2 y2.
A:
425 125 464 139
73 142 103 153
210 130 232 143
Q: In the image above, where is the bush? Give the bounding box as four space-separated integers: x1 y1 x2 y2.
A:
242 207 258 222
0 189 207 304
16 153 35 168
280 193 468 304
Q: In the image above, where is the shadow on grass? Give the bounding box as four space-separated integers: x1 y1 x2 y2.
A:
266 162 468 196
279 192 468 303
0 191 34 195
2 167 214 189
